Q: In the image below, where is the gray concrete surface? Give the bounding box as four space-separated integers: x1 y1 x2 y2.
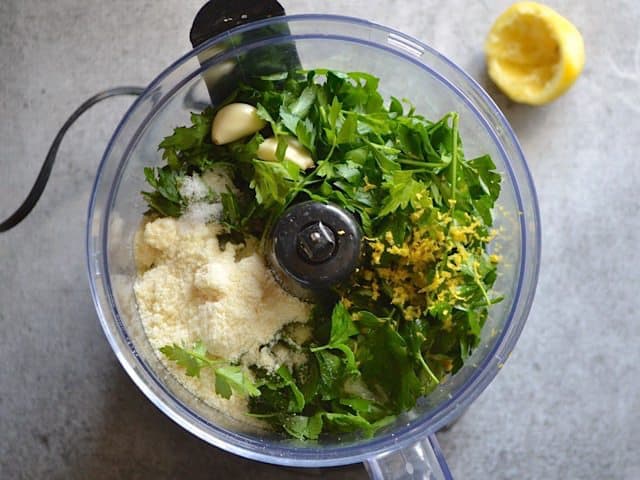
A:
1 0 638 478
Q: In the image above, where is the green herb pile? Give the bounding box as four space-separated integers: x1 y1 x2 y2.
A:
143 70 502 440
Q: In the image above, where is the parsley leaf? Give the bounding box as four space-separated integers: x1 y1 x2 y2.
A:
160 342 259 399
357 321 423 412
215 365 261 399
326 302 359 346
281 412 324 440
250 159 301 207
160 341 209 377
275 365 305 413
142 166 183 217
290 85 316 118
378 170 425 217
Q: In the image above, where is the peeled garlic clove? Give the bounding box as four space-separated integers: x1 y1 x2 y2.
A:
256 137 279 161
282 138 315 170
256 136 315 170
211 103 266 145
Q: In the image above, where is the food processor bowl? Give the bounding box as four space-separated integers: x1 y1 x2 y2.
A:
86 14 540 479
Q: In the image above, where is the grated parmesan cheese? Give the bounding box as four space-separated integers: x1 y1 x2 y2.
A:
133 216 312 422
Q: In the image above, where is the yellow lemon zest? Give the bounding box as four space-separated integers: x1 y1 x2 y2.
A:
341 297 353 309
371 280 381 301
371 240 385 265
384 231 395 246
410 209 425 223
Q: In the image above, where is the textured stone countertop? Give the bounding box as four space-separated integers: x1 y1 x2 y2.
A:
1 1 638 478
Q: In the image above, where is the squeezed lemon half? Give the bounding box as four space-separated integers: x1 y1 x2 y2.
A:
485 1 585 105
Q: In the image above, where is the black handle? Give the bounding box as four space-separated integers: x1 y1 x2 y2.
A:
190 0 287 47
190 0 300 105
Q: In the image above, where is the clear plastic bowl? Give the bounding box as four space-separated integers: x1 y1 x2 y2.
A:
86 14 540 479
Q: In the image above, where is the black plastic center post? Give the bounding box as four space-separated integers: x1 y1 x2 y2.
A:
270 202 362 293
297 221 336 264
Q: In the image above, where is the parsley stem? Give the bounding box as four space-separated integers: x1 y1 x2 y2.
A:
417 350 440 384
397 158 448 169
450 113 459 206
324 140 337 163
472 261 492 306
190 350 224 368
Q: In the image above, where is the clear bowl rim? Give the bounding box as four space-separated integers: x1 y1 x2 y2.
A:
86 13 541 467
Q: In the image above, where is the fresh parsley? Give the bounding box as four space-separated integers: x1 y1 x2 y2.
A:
160 342 260 399
146 69 502 440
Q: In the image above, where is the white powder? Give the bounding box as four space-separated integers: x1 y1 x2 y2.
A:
182 202 223 224
178 175 210 201
177 170 236 224
178 168 237 200
133 216 312 422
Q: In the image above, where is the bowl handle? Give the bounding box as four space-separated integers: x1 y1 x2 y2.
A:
364 434 453 480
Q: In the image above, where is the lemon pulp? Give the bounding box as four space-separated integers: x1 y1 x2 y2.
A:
485 1 585 105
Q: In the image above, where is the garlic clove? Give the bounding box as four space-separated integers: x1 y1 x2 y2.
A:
256 136 315 170
211 103 266 145
256 137 279 161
